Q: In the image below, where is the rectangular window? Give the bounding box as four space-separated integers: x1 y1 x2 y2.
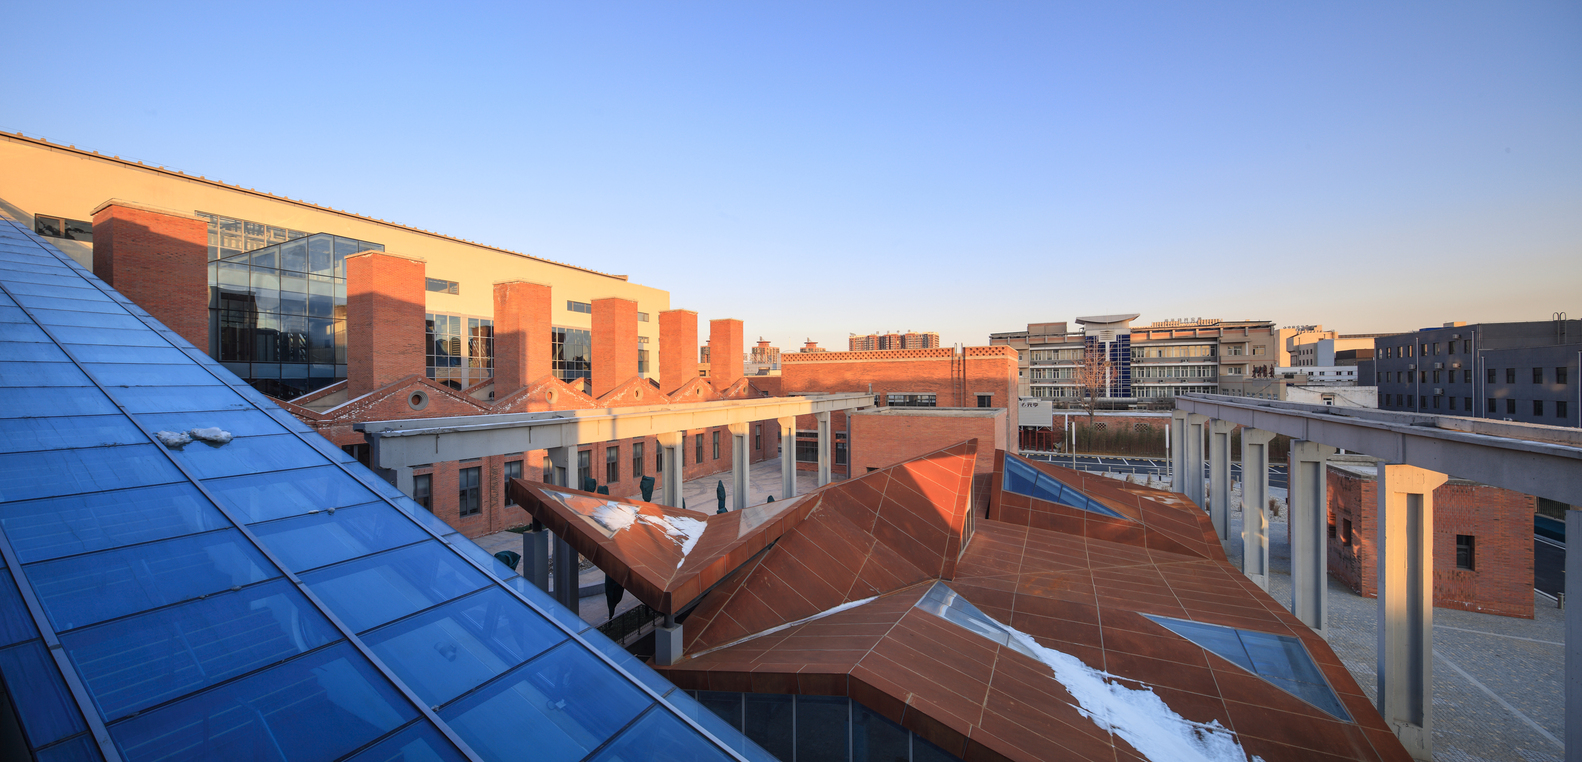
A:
1506 399 1517 415
835 432 848 466
1448 396 1456 411
632 441 645 479
795 432 818 463
1455 535 1475 570
637 312 650 322
656 449 664 473
1464 397 1471 411
566 300 592 314
1433 371 1441 383
1342 519 1353 547
1559 400 1569 419
424 278 460 295
1432 395 1440 409
1433 342 1440 355
1506 368 1516 384
1464 369 1472 383
1534 400 1544 416
1487 368 1496 384
503 460 522 505
340 443 370 467
577 449 591 488
458 467 481 516
977 393 993 408
754 425 762 451
1559 367 1569 385
34 214 94 242
1534 367 1545 384
551 327 592 384
712 431 720 460
425 313 493 390
1487 398 1496 413
606 445 620 484
886 393 937 407
695 434 704 464
413 474 433 512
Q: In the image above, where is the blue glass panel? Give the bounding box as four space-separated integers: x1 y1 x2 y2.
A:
300 541 490 633
299 432 360 464
251 502 427 572
1002 455 1040 496
442 532 518 579
109 641 417 762
0 640 86 748
0 324 56 345
0 268 86 287
165 433 325 480
261 406 316 434
665 690 780 762
63 579 340 721
0 415 145 455
440 642 650 762
0 361 91 386
1145 615 1254 672
0 341 70 363
205 465 379 523
29 310 145 330
11 297 128 317
363 587 565 706
29 529 278 631
0 385 116 417
137 409 288 439
33 733 101 762
1239 630 1322 683
107 385 250 414
5 282 110 301
51 326 169 347
343 721 466 762
0 568 40 646
392 495 457 535
1 483 225 563
0 305 29 323
1264 676 1350 721
578 622 673 696
590 707 735 762
0 445 183 504
503 576 589 634
64 345 190 364
82 363 221 387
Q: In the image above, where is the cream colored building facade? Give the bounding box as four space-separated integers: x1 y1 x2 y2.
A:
0 133 668 394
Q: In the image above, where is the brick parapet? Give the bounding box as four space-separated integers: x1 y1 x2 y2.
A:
90 202 209 351
592 297 639 398
346 251 425 398
659 310 698 394
708 318 744 387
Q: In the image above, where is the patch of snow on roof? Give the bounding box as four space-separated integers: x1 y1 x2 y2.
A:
153 430 191 448
189 427 233 444
591 502 639 533
1003 626 1254 762
638 514 708 568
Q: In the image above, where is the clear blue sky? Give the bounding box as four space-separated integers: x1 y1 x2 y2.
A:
4 2 1577 348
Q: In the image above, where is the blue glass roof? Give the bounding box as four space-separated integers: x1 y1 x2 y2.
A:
0 220 770 762
1143 614 1352 721
1001 453 1126 519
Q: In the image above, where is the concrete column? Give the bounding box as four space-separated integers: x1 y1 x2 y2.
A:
816 411 832 487
655 617 684 666
1208 419 1235 542
393 466 414 497
522 529 550 592
1170 409 1189 493
1239 429 1276 591
656 431 684 508
545 446 570 488
1567 508 1582 762
552 534 579 610
1185 413 1208 508
1375 464 1448 760
728 422 750 510
778 416 797 500
1288 439 1337 638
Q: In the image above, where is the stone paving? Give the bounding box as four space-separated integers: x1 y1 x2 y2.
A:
1098 472 1566 762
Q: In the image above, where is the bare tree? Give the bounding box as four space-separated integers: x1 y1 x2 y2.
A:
1073 342 1114 451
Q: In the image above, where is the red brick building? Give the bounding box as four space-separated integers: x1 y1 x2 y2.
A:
1325 456 1535 618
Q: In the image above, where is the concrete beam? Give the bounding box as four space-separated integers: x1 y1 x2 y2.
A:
1175 394 1582 505
1375 464 1448 760
1239 428 1275 591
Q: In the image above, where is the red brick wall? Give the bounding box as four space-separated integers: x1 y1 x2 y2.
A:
708 318 744 388
591 297 639 398
90 203 208 350
1326 466 1534 618
493 281 552 398
659 310 697 394
345 252 425 397
850 411 1003 476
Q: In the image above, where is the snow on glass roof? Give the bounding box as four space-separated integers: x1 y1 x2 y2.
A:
0 219 771 762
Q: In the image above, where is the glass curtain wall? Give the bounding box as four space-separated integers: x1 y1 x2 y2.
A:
553 327 592 386
425 314 494 390
208 233 382 400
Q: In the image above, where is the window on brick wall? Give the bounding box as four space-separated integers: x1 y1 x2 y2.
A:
712 431 720 460
577 449 591 489
977 394 993 408
34 214 93 242
695 434 704 465
606 446 619 484
754 425 762 451
503 460 522 506
887 393 937 407
1456 535 1476 570
795 432 817 463
341 443 370 467
632 441 645 479
413 474 432 512
836 432 847 466
656 448 664 473
1342 519 1353 546
458 467 481 517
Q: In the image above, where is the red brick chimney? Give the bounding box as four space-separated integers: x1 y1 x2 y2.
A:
90 200 209 351
591 297 639 398
494 281 552 399
708 318 744 387
345 251 425 398
659 310 697 394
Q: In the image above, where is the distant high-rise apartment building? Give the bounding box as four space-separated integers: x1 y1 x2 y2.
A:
1373 318 1580 426
848 330 940 351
